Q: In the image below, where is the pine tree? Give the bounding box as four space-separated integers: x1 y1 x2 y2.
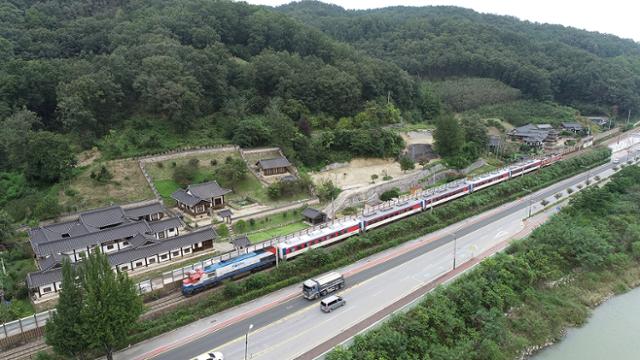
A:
45 259 88 359
433 114 464 158
78 250 143 360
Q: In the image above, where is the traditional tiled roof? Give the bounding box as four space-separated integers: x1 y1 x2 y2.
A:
107 227 217 266
27 227 218 289
218 209 233 218
256 157 291 170
171 181 231 206
302 208 326 220
27 268 65 288
148 217 184 234
124 202 165 219
34 221 152 256
561 122 583 130
79 205 127 229
232 235 250 248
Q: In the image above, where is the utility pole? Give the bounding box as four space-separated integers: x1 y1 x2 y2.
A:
452 231 458 270
628 109 631 126
245 324 254 360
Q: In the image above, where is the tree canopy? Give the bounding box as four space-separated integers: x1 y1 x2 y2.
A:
280 1 640 115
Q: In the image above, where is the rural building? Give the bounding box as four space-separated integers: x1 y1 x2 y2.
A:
586 116 609 127
27 227 217 299
508 124 557 148
256 157 291 176
232 235 250 250
171 181 232 216
302 208 327 225
25 202 217 299
561 122 584 133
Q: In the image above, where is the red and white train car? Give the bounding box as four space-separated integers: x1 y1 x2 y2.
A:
276 218 361 260
361 198 424 231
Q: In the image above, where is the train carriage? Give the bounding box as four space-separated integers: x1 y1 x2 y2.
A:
276 218 361 260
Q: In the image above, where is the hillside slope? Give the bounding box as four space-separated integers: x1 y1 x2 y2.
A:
279 1 640 114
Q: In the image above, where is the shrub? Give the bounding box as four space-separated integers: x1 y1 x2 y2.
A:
188 158 199 167
210 159 218 166
217 224 229 238
234 220 248 233
577 184 583 189
380 188 401 202
567 188 574 194
316 180 341 202
156 162 164 168
249 218 256 227
171 161 177 168
173 164 197 186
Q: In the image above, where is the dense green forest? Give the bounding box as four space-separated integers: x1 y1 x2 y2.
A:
328 164 640 360
279 1 640 115
0 0 419 172
1 0 638 224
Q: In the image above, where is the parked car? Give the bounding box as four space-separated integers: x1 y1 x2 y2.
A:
613 158 620 164
191 351 224 360
320 295 346 313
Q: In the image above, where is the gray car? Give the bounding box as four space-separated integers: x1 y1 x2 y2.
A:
320 295 346 313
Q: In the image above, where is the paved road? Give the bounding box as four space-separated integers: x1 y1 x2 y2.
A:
116 141 639 360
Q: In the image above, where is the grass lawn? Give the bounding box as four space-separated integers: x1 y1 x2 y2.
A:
247 221 309 243
466 163 499 177
233 208 306 233
59 158 154 211
153 180 180 201
144 151 241 180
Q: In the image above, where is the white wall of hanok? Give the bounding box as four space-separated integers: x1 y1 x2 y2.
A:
33 239 210 298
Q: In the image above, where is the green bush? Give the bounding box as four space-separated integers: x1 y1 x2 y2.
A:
380 188 400 202
217 224 229 238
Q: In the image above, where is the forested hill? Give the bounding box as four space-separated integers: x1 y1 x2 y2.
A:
278 1 640 114
0 0 417 145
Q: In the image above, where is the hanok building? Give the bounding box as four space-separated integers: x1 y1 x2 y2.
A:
27 227 217 299
171 181 232 216
302 208 328 225
508 123 557 148
25 202 218 299
586 116 609 127
561 122 584 133
256 157 291 176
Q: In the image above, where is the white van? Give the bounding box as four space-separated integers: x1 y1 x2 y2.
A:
320 295 346 313
191 351 224 360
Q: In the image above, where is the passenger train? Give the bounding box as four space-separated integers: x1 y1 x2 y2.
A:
182 154 561 295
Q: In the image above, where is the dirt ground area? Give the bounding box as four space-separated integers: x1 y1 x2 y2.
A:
400 130 434 145
311 158 418 190
59 158 154 211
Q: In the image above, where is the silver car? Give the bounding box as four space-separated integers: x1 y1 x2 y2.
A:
320 295 346 313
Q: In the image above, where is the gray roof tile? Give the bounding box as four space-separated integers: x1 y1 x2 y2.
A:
171 189 204 207
188 181 232 199
148 217 184 233
124 202 165 219
256 157 291 170
107 227 217 266
79 205 128 229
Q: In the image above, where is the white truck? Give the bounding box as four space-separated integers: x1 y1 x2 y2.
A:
303 272 345 300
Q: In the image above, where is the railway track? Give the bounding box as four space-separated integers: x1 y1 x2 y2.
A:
2 339 49 360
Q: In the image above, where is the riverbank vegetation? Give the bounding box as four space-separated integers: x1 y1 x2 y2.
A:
119 148 609 345
326 163 640 360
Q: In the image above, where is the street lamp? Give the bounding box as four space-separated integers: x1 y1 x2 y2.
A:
522 188 533 218
245 323 254 360
452 224 464 269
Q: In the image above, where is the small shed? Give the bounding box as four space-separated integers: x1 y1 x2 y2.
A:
218 209 233 224
232 235 250 250
256 157 291 176
302 208 327 225
561 122 584 133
